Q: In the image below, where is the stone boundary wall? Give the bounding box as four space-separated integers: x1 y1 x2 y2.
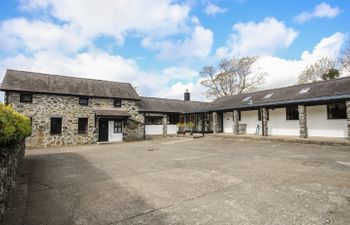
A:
0 141 25 219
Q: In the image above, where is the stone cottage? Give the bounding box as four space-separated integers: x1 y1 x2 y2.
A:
1 69 349 149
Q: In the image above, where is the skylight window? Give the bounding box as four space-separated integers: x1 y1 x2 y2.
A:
299 87 311 94
264 93 273 99
242 96 252 102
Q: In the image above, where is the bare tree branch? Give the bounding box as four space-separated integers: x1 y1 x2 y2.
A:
200 56 267 99
340 41 350 72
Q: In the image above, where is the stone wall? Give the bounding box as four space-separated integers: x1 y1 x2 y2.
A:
298 105 308 138
233 110 239 135
162 116 168 136
204 113 213 132
262 108 269 136
7 92 144 148
0 141 25 219
212 112 219 134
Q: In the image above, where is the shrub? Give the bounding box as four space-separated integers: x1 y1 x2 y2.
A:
0 103 31 148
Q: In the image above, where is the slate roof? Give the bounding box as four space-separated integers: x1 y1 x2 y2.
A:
200 76 350 112
2 69 350 114
0 69 140 100
94 109 131 117
138 96 210 113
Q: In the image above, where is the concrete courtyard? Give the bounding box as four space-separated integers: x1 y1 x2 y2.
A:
2 136 350 225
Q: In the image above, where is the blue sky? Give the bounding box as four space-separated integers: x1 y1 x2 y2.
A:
0 0 349 101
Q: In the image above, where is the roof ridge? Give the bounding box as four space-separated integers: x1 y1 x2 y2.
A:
6 69 133 86
140 96 209 103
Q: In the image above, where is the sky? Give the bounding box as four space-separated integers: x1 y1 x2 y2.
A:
0 0 349 101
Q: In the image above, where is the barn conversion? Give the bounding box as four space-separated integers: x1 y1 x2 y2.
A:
1 69 349 148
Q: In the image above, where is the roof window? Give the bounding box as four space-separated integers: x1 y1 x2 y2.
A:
298 87 311 94
242 96 252 102
264 93 273 99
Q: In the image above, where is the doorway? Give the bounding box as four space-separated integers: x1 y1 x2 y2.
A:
98 119 109 142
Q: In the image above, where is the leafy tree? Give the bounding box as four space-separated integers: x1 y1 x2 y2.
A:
321 68 340 80
0 103 31 148
297 57 340 84
200 56 266 99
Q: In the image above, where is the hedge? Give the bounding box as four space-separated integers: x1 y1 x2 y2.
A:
0 103 31 148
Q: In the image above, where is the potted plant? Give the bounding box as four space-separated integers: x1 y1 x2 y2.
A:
187 121 194 136
176 122 186 135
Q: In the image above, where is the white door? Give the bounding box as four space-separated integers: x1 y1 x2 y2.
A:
108 120 123 142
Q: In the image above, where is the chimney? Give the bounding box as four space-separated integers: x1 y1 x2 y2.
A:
184 89 190 101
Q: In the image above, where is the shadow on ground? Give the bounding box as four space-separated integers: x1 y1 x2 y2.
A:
1 152 169 225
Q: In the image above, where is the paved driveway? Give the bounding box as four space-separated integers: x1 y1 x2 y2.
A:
2 137 350 225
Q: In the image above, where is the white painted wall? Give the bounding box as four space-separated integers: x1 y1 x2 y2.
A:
307 105 347 138
145 125 163 135
223 112 233 133
108 120 123 142
167 125 178 135
240 110 261 134
269 108 299 136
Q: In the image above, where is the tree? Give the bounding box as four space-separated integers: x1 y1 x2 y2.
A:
297 57 340 84
340 41 350 72
200 56 266 99
321 68 340 80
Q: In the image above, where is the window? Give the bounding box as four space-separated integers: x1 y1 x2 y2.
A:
242 96 251 102
258 109 269 121
113 99 122 107
286 106 299 120
327 103 346 119
114 120 123 133
78 118 88 134
298 87 311 94
145 117 162 125
79 97 89 106
168 113 179 124
264 93 273 99
20 93 33 103
50 118 62 135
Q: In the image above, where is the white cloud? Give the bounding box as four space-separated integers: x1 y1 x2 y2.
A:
0 50 204 100
0 18 86 52
204 3 227 17
256 32 346 89
153 80 207 101
294 2 341 23
19 0 191 44
142 26 213 60
301 32 345 62
216 17 298 57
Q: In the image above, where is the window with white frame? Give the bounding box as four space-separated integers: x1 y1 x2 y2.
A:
114 120 123 133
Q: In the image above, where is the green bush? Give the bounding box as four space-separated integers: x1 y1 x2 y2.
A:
0 103 31 148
